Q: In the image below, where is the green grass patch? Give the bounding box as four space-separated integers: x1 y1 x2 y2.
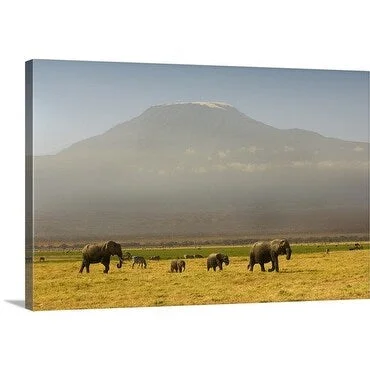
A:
33 241 369 263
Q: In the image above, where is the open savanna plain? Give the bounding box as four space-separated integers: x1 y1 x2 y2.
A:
32 242 370 310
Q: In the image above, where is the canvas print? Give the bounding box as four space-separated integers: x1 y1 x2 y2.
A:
25 60 369 311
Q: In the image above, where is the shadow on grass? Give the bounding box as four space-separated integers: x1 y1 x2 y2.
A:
279 269 320 273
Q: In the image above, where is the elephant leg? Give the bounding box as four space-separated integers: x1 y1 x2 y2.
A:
80 259 90 273
248 255 255 271
102 256 110 273
79 261 85 273
260 263 266 272
268 259 277 272
213 266 216 271
103 262 110 273
132 262 135 268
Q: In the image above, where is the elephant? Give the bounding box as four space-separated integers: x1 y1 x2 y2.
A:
149 255 160 260
132 256 147 268
349 243 363 250
247 239 291 272
207 253 229 271
170 259 186 273
79 240 124 273
39 256 45 262
184 254 195 259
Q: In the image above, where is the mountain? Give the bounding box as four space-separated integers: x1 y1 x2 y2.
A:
33 102 369 240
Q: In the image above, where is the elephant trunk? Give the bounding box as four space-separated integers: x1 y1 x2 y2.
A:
116 258 123 268
286 248 292 260
116 254 124 268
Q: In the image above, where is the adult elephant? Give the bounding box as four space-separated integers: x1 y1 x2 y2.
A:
79 240 124 273
207 253 229 271
247 239 291 272
170 259 186 273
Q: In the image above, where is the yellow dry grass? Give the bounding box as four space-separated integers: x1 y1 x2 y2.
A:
32 250 369 311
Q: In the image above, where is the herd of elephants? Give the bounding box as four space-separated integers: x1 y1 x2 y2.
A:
78 239 292 274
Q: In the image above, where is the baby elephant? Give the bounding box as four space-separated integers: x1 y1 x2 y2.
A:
207 253 229 271
170 259 186 273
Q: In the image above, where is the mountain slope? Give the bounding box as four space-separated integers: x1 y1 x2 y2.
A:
33 102 369 240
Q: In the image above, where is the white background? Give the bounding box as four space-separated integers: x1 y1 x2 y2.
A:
0 1 369 369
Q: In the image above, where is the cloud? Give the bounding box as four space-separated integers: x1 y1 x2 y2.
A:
213 164 227 172
218 150 230 159
247 146 264 154
185 147 196 154
353 146 364 152
173 165 184 173
227 162 271 172
316 160 368 169
290 161 313 168
192 167 207 173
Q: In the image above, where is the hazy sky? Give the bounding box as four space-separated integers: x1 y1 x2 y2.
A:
32 60 369 155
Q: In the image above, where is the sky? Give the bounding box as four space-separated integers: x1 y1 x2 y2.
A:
31 59 369 155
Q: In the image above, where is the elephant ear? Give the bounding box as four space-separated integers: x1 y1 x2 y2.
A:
103 240 115 253
279 239 288 253
215 253 222 260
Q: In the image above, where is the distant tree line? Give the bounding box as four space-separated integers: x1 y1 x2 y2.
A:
33 234 367 250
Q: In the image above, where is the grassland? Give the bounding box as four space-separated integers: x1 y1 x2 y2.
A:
32 242 370 310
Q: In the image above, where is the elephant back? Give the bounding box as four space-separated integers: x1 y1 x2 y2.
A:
82 244 100 255
170 259 178 271
207 253 218 264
